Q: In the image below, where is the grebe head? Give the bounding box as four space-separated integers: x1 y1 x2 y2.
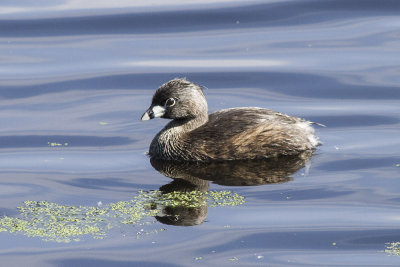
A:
141 78 208 121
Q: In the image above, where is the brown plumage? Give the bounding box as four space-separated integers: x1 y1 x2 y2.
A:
141 78 319 161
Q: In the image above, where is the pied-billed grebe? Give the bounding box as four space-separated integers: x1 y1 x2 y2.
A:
141 78 319 161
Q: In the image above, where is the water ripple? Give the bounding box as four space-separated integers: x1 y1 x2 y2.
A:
1 1 400 37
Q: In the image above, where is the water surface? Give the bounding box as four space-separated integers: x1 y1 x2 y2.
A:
0 0 400 266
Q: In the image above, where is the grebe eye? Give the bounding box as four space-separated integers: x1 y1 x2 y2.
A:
165 98 176 107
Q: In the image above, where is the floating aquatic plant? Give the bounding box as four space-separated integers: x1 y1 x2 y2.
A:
0 190 244 243
47 142 68 147
385 242 400 256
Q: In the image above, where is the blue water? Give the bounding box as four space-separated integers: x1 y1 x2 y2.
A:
1 1 400 266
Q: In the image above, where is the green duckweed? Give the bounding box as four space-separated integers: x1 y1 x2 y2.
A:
0 190 244 243
385 242 400 256
47 142 68 147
